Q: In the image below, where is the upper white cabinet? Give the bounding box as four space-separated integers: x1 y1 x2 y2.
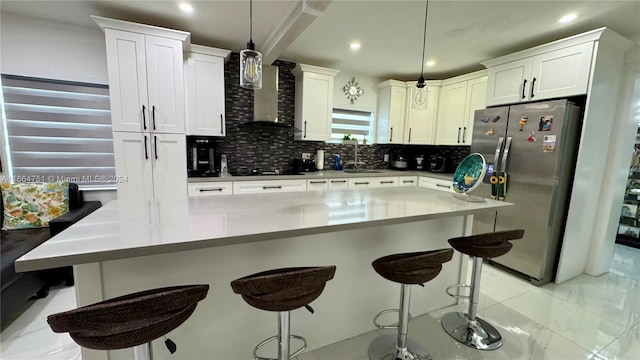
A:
185 45 230 136
292 64 340 141
483 40 594 106
103 29 188 133
376 80 407 144
436 71 487 145
404 82 441 145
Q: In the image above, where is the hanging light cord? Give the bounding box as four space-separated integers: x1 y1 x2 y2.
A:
249 0 253 43
418 0 429 86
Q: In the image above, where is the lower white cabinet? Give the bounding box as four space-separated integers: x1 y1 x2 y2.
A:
348 177 399 189
398 176 418 187
307 179 329 191
233 180 307 195
187 182 233 197
419 176 454 193
112 132 187 201
328 178 348 190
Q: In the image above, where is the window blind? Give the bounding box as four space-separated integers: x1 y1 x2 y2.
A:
1 74 115 186
330 108 374 144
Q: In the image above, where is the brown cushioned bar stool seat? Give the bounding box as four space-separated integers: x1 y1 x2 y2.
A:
369 249 453 360
231 266 336 360
47 284 208 360
441 229 524 351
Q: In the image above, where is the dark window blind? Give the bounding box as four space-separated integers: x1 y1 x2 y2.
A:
1 74 115 186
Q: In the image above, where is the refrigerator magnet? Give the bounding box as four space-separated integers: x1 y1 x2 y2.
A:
491 115 501 122
518 116 528 131
527 131 536 142
486 128 494 136
480 117 489 123
538 116 553 131
543 135 556 152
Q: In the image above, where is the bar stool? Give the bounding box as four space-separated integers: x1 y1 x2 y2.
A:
47 284 209 359
441 229 524 350
368 248 453 360
231 266 336 360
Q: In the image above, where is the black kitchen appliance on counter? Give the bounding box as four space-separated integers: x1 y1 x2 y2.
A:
427 155 448 173
389 155 408 170
187 137 216 177
292 158 316 172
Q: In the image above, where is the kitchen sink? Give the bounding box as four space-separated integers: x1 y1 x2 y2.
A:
343 169 382 174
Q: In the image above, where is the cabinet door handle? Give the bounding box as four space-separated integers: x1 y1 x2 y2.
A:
380 181 394 184
457 127 462 143
331 180 347 183
304 121 307 138
199 188 223 192
403 180 415 184
436 184 451 189
153 135 158 160
310 180 327 184
143 135 148 159
389 127 393 142
354 182 369 185
152 105 156 130
462 127 467 143
530 77 536 98
263 185 282 190
220 114 224 134
522 79 527 99
408 128 412 143
142 105 147 130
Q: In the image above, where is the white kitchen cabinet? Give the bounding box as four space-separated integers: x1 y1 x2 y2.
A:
484 41 594 106
348 177 399 189
233 180 307 194
187 182 233 196
376 80 406 144
375 177 399 187
112 132 187 200
436 72 487 145
398 176 418 187
102 27 188 134
419 176 454 193
404 82 440 145
292 64 340 141
307 179 329 191
328 178 349 190
185 45 230 136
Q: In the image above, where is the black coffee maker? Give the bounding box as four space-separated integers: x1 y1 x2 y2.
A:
187 137 216 177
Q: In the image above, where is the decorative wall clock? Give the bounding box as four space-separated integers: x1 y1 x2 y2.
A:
343 77 364 104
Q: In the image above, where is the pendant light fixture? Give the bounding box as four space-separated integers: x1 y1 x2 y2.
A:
414 0 429 106
240 0 262 89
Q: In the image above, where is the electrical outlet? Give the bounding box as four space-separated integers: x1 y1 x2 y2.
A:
302 152 311 159
384 154 389 162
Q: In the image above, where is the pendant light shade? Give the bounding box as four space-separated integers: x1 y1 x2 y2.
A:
240 0 262 89
415 0 429 106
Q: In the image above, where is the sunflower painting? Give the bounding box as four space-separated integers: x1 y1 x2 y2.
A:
1 182 70 230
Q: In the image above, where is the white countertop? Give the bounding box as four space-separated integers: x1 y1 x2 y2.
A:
188 169 454 182
16 187 510 272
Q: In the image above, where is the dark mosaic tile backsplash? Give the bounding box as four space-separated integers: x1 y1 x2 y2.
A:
210 53 470 174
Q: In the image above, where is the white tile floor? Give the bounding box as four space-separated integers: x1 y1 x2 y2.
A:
1 244 639 360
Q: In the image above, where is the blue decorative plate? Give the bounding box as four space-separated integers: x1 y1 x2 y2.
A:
452 153 486 194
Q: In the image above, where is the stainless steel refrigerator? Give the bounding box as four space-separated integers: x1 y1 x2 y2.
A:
471 99 582 285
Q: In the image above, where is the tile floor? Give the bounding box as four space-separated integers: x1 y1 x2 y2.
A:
1 244 639 360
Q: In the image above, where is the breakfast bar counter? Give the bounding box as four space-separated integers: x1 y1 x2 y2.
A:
17 187 510 359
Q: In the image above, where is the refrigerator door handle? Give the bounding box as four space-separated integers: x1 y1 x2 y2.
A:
502 137 513 170
494 137 504 166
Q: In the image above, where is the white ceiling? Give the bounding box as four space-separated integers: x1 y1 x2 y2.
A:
1 0 639 80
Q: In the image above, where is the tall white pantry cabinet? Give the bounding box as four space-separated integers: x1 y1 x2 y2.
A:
92 16 190 200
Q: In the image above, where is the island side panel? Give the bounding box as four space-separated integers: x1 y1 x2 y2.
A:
76 217 466 360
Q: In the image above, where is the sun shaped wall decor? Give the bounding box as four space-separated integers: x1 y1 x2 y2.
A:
343 77 364 104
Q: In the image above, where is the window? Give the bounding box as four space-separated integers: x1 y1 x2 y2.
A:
330 108 374 144
1 74 114 187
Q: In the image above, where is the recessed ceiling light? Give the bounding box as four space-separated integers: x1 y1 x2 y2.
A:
179 3 194 13
559 13 577 23
425 60 436 67
350 42 361 50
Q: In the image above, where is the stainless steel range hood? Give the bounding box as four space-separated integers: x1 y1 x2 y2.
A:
245 64 290 128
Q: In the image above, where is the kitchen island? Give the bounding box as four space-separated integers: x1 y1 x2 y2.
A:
17 187 510 359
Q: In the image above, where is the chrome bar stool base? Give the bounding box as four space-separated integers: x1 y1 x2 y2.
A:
368 334 431 360
441 312 503 350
